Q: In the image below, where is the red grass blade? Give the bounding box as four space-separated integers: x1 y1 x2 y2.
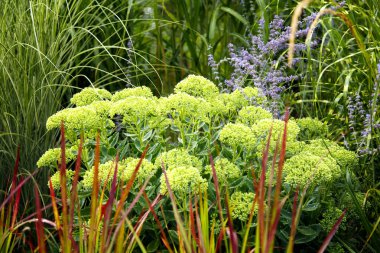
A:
209 155 224 225
10 175 22 229
59 121 71 253
34 185 46 253
113 145 149 225
317 209 347 253
88 131 101 253
257 126 273 251
142 193 174 253
265 197 288 253
194 198 206 253
0 171 37 211
49 179 63 247
101 154 119 251
224 191 238 253
189 197 200 248
69 134 84 231
286 187 299 253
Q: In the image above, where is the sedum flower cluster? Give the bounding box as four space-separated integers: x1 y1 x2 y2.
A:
46 107 105 131
82 160 124 189
159 166 207 195
283 152 341 187
109 96 158 125
205 158 241 184
49 170 75 190
70 87 112 106
320 206 347 232
37 147 77 168
296 117 328 140
230 191 257 221
155 148 202 171
302 139 358 169
119 157 156 182
219 123 256 149
174 75 219 99
236 106 272 126
111 86 154 101
159 93 211 122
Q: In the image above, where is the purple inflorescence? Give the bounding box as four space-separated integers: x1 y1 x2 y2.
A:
208 14 319 115
347 61 380 155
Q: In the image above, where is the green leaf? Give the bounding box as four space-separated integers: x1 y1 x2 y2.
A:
220 7 249 26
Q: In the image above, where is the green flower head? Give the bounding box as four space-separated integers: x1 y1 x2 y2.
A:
119 157 156 183
158 93 211 122
303 139 358 169
208 93 240 118
219 123 256 149
87 100 113 117
174 75 219 99
155 148 202 171
82 160 125 189
111 86 154 102
283 151 341 187
70 87 112 106
252 119 300 143
49 170 75 190
231 87 266 106
236 106 273 126
109 96 158 124
46 107 105 131
37 147 77 168
296 117 328 140
205 158 241 184
159 166 207 195
320 206 347 233
230 191 257 221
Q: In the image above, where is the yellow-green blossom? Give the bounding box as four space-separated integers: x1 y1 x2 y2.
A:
119 157 156 182
236 106 273 126
111 86 154 102
87 100 113 117
109 96 158 124
208 93 241 118
219 123 256 149
46 107 105 131
82 160 126 189
159 166 207 195
320 206 347 232
205 158 241 184
158 93 211 122
231 87 266 106
49 170 75 190
174 75 219 99
70 87 112 106
155 148 202 171
296 117 328 140
37 147 77 168
303 139 358 169
283 151 341 187
252 119 300 143
230 191 257 221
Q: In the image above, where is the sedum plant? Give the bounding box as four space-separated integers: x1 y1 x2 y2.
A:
37 74 360 252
